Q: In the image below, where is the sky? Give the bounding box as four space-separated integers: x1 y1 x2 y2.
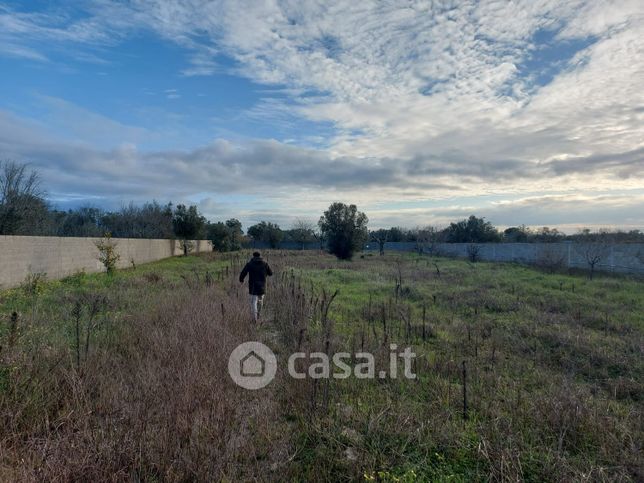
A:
0 0 643 232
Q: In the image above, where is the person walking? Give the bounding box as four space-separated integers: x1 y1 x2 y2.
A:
239 251 273 322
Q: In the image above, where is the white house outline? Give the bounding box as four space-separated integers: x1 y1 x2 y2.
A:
240 350 266 377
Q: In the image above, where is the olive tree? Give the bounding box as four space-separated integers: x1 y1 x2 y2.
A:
247 221 283 248
172 204 206 255
225 218 243 251
318 202 368 260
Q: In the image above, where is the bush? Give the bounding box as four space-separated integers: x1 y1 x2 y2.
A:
20 272 46 296
536 246 565 273
95 233 120 274
466 244 481 262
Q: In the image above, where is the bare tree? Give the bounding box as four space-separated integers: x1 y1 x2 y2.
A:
575 242 610 280
414 226 428 254
370 229 388 255
416 225 443 255
291 219 315 250
313 229 327 251
0 160 47 235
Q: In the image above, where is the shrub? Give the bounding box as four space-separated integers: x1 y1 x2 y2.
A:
95 233 120 275
466 244 481 262
536 246 565 273
20 272 46 296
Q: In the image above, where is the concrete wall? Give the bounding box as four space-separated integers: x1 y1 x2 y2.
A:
248 241 322 251
0 236 213 288
363 241 644 275
249 240 644 274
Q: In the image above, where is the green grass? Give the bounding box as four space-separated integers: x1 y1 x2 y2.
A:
273 252 643 481
0 253 232 346
1 250 642 481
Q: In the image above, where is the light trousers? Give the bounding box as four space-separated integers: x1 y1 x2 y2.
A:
250 294 264 321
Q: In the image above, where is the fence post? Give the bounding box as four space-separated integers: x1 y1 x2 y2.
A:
462 360 468 421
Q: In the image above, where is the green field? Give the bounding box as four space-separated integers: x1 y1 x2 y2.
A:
1 251 642 481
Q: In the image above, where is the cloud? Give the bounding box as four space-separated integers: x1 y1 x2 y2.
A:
366 192 644 231
1 93 643 230
0 41 49 61
1 1 643 229
0 4 123 62
164 89 182 100
87 0 640 191
32 96 151 148
545 147 644 178
0 107 454 200
487 193 644 229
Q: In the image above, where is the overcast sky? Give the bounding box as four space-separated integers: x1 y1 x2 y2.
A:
1 0 643 231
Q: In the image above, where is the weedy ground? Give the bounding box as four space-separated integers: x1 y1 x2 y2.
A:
0 250 642 481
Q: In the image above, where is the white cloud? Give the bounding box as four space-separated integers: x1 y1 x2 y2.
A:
1 1 643 228
365 191 644 231
113 0 640 198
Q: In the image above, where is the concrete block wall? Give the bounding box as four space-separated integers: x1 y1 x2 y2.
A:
363 242 644 275
0 236 212 289
246 241 322 251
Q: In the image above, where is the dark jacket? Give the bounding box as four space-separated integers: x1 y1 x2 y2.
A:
239 256 273 295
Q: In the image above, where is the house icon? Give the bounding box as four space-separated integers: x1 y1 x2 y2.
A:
240 350 266 377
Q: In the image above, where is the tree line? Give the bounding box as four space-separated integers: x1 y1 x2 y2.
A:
2 161 642 261
0 161 367 258
370 217 644 246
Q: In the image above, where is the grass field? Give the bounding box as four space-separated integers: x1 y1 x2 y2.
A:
1 250 642 481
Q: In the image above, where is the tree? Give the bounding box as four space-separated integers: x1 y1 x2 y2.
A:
466 243 481 262
102 201 173 239
529 227 564 243
225 218 243 251
576 242 609 280
246 223 264 245
247 221 283 248
445 215 500 243
503 226 529 242
313 229 327 250
56 206 104 237
172 204 206 255
387 227 405 242
0 161 48 235
370 228 388 255
290 219 315 250
318 202 368 260
574 230 611 280
414 225 444 254
206 222 232 251
221 218 244 251
264 223 283 248
567 228 644 243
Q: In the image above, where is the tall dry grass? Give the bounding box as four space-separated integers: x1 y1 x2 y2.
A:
0 270 290 481
1 250 642 481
